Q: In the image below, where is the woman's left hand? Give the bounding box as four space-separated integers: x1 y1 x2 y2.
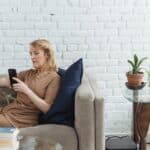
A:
12 77 30 95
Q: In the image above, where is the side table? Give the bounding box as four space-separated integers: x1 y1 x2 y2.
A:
123 85 150 150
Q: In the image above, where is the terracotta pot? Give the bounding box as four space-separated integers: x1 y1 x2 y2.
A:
126 72 144 87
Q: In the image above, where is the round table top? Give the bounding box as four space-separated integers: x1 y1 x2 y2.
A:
122 84 150 103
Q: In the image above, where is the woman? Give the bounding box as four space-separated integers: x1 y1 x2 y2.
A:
0 39 61 128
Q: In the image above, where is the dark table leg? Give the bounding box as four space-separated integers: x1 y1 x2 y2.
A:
136 103 150 150
133 103 140 143
133 90 140 143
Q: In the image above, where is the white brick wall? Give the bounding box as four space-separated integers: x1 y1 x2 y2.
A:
0 0 150 135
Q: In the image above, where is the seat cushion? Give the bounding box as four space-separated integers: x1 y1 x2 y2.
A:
39 58 83 127
18 124 78 150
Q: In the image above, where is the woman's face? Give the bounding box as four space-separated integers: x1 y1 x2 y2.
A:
29 46 48 69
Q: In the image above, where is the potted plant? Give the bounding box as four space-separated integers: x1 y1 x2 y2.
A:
145 66 150 87
126 54 147 87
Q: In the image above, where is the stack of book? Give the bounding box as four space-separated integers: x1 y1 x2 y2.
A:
0 127 19 150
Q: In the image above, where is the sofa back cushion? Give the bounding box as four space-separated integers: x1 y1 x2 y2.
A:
39 58 83 127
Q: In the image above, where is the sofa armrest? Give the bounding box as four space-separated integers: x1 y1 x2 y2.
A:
87 75 105 150
75 74 95 150
94 93 105 150
18 124 78 150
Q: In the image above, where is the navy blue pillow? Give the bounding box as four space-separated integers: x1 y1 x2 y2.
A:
57 68 66 77
39 58 83 127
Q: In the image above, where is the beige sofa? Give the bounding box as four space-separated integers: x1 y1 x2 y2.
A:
16 73 105 150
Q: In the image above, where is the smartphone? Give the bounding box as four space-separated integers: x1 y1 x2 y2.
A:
8 68 17 86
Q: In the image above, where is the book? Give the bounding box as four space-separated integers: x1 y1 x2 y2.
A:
0 127 19 150
0 127 15 138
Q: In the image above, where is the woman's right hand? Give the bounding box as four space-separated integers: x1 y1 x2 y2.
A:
12 77 30 95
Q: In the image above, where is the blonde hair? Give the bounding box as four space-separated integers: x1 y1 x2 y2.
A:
30 39 57 71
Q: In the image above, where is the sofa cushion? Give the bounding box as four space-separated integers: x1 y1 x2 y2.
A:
18 124 78 150
39 58 83 127
57 68 66 77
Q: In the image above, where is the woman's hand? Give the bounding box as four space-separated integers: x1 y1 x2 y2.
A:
13 77 51 113
12 77 30 95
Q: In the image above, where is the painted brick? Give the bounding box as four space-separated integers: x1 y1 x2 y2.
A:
64 37 85 44
0 0 149 136
58 23 80 30
68 0 79 6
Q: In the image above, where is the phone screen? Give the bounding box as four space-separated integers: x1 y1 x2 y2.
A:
8 68 17 86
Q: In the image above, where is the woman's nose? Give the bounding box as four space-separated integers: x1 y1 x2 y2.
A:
31 55 35 59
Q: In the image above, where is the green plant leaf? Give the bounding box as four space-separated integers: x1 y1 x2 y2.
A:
133 66 139 74
127 60 134 68
137 57 148 68
136 67 142 72
134 54 138 68
128 59 137 74
127 55 147 74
